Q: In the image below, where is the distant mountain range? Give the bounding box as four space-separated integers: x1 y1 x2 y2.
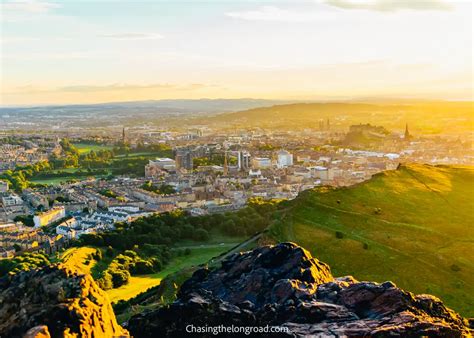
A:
1 99 472 132
0 99 296 130
0 98 295 114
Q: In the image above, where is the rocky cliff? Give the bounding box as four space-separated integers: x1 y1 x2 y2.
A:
127 242 471 337
0 264 129 338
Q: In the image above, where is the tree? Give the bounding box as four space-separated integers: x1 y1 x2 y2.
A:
193 228 209 241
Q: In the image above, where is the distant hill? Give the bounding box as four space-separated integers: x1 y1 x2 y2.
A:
269 164 474 317
341 123 390 147
204 101 473 134
0 98 296 129
4 98 299 113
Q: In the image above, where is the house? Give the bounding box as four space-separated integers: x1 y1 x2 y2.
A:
33 206 66 228
0 246 15 259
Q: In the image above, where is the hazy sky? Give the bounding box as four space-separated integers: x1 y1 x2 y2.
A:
1 0 472 105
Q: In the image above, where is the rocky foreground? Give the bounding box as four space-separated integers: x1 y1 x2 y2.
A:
127 242 471 337
0 265 129 338
0 243 471 337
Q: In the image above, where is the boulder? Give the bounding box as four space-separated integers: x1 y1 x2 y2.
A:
127 242 471 337
0 264 129 338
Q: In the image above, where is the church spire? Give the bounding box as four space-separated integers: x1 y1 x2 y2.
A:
404 123 411 140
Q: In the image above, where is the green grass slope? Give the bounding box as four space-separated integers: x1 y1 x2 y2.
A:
269 164 474 317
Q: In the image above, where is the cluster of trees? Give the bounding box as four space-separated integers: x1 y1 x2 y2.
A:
99 189 117 198
13 215 34 227
80 150 115 169
50 140 115 170
80 198 278 253
113 142 172 156
257 144 276 151
0 139 174 192
0 161 51 191
0 252 50 277
141 181 176 195
108 157 149 176
192 154 237 169
49 139 80 168
97 245 170 290
33 168 109 179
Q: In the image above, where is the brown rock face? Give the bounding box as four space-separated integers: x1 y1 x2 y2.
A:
0 264 129 338
127 242 471 337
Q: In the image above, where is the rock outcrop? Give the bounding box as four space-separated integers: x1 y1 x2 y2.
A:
0 264 129 338
127 242 471 337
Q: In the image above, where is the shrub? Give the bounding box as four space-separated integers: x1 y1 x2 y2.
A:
97 271 113 290
335 231 344 239
92 249 102 261
105 246 114 257
110 269 130 287
193 228 210 241
130 260 154 275
363 243 369 250
123 250 138 259
151 258 162 271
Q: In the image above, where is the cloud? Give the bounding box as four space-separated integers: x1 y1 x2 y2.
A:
1 0 60 13
98 33 163 41
225 6 334 22
322 0 453 12
5 83 214 95
1 36 41 44
59 83 175 93
2 51 99 61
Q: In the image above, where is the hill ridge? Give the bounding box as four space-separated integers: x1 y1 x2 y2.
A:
269 164 474 316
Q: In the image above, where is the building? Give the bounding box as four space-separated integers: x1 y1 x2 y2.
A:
1 193 23 207
145 158 176 177
251 157 272 169
0 246 15 259
33 206 66 228
175 150 194 170
0 181 8 193
22 189 49 209
237 151 251 171
277 150 293 168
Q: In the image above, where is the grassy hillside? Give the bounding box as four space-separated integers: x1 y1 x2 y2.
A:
106 244 236 303
269 164 474 317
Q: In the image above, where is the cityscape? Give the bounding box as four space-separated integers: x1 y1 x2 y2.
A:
0 0 472 337
2 113 472 254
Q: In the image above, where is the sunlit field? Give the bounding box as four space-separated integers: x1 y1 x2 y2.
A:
73 143 114 154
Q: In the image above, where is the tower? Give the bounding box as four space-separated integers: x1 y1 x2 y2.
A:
404 123 411 140
223 150 228 176
122 127 126 144
238 151 250 171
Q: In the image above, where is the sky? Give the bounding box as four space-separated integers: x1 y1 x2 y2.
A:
0 0 472 106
